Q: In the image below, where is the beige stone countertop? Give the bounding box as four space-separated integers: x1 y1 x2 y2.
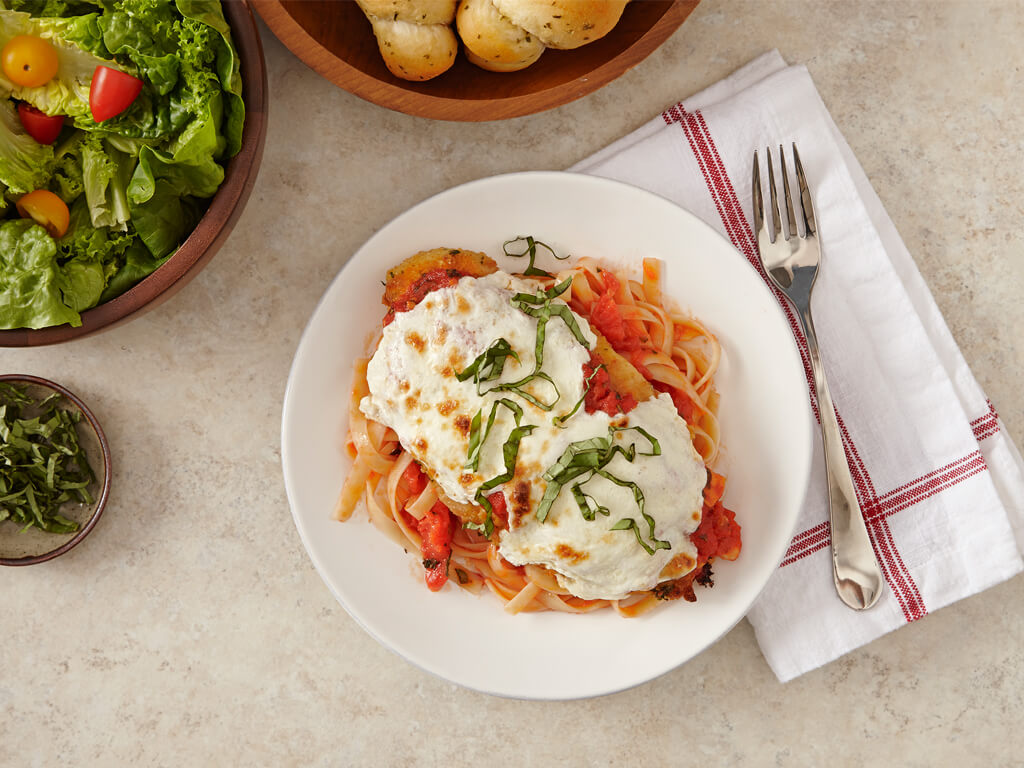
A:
3 1 1023 765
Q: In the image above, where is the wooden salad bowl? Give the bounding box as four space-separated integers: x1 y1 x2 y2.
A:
253 0 700 121
0 0 268 348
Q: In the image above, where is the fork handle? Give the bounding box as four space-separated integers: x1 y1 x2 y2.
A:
797 305 885 610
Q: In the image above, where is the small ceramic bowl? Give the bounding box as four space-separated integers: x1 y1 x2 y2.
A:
0 375 111 566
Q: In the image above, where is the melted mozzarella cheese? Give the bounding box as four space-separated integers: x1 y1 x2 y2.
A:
499 394 705 599
361 270 706 600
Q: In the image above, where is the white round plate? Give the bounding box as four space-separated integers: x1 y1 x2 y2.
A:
281 171 813 700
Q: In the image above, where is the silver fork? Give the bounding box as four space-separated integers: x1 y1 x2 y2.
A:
752 144 884 611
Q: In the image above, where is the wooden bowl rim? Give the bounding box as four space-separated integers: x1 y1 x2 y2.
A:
252 0 694 122
0 0 269 348
0 374 112 566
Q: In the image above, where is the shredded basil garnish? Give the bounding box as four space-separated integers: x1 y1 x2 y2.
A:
0 383 95 534
503 236 568 277
465 422 536 539
610 517 671 556
553 364 604 428
455 338 519 386
570 484 608 521
511 277 590 350
488 278 590 410
599 471 670 555
465 398 524 471
535 425 666 555
457 277 590 412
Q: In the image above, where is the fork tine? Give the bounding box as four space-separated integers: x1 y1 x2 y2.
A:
752 150 765 237
779 144 798 239
765 146 782 242
792 144 817 236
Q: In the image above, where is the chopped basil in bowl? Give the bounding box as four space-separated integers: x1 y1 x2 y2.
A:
0 374 111 565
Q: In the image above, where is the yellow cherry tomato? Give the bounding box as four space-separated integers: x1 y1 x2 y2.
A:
2 35 59 88
17 190 70 239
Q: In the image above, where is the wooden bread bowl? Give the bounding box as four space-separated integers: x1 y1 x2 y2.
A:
253 0 700 121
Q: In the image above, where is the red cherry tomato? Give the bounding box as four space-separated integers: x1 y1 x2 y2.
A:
89 65 143 122
1 35 59 88
17 102 64 144
16 190 70 239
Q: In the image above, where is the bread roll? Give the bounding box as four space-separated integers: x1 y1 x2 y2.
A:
356 0 459 81
491 0 629 49
455 0 544 72
457 0 629 73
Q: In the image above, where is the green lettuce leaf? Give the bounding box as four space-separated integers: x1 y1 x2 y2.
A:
98 237 166 301
59 251 103 310
0 219 81 329
79 134 132 228
175 0 243 157
50 137 84 202
0 97 54 193
127 145 208 258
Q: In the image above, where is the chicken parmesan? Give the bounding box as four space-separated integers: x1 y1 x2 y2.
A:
335 240 741 616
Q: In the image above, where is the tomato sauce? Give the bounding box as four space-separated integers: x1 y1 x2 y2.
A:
651 472 742 602
587 271 637 350
692 471 741 562
401 460 428 495
416 501 454 592
582 354 637 416
582 270 654 378
383 268 463 326
486 490 508 530
400 462 454 591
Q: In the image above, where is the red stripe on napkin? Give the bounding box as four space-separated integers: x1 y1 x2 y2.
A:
971 401 1001 442
664 103 1007 621
661 105 1011 622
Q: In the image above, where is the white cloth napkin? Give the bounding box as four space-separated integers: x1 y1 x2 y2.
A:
572 50 1024 682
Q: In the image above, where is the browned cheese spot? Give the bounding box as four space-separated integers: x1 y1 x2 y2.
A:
510 481 531 527
435 325 448 345
456 295 471 313
660 552 696 579
405 394 418 411
405 332 426 353
437 399 458 416
555 544 589 564
414 437 428 452
454 414 472 437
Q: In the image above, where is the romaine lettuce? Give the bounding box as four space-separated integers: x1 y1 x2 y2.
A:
79 134 132 229
0 218 81 328
0 97 54 194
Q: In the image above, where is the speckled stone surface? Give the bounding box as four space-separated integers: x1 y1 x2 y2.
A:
3 1 1022 765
